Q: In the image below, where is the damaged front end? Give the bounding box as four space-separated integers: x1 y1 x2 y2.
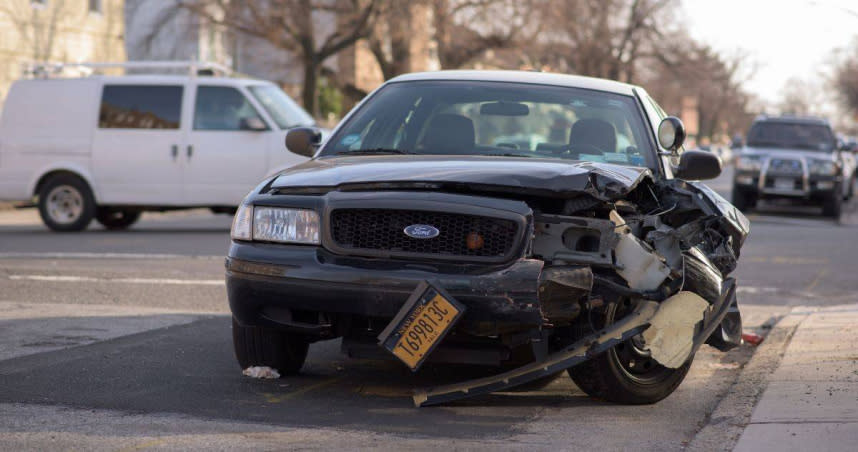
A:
414 175 749 406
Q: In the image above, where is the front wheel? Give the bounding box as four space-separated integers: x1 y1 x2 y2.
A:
567 301 693 404
822 187 842 218
232 317 309 376
37 174 96 232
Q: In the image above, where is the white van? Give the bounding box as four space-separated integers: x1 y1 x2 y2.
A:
0 62 315 231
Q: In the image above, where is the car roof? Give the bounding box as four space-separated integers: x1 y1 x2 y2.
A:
387 70 639 96
16 75 273 86
753 115 831 126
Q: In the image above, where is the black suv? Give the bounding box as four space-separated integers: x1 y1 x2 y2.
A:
226 71 749 407
733 116 855 218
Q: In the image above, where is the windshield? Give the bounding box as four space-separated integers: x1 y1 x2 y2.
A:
746 122 836 152
322 80 655 168
248 84 315 129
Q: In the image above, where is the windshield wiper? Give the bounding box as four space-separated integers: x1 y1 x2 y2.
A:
336 148 414 155
485 152 535 158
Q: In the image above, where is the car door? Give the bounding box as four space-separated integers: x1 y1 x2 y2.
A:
183 84 270 206
91 83 187 205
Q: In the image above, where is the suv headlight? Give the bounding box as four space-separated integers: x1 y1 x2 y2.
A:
230 205 321 244
808 159 838 176
736 155 762 171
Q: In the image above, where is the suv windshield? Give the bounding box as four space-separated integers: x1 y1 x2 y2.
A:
746 121 836 152
322 80 655 168
248 85 315 129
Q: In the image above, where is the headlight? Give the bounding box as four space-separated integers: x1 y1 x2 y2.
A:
231 203 253 241
736 155 762 171
808 159 838 175
253 207 320 244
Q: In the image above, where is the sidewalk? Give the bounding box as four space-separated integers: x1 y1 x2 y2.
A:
734 304 858 451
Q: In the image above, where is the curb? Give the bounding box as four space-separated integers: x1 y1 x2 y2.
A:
686 311 807 452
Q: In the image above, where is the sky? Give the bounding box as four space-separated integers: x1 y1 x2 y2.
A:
682 0 858 109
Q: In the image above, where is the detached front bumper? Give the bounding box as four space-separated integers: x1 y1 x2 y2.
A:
226 242 545 339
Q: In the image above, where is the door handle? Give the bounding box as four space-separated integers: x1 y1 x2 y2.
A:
171 145 178 159
187 145 193 159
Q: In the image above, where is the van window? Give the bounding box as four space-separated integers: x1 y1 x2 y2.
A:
194 86 265 131
99 85 183 129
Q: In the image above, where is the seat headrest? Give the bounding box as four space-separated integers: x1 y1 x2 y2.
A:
421 114 475 154
569 118 617 153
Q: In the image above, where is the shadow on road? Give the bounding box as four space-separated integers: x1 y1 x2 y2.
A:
0 317 597 439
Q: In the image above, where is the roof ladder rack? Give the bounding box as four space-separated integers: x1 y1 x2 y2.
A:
21 60 233 78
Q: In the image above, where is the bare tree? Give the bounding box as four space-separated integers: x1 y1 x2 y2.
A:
180 0 383 115
832 40 858 118
0 0 69 62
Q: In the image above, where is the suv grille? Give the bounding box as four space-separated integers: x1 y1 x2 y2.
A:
329 209 519 260
768 158 803 174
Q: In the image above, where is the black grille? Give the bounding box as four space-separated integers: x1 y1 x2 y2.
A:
329 209 519 260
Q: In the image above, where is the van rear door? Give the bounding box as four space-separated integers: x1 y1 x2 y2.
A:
91 83 186 205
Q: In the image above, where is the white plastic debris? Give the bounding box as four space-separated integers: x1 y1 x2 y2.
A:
242 366 281 379
642 291 709 368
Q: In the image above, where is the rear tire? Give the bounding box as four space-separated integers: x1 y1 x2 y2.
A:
95 208 141 230
823 186 842 218
567 301 693 404
37 174 96 232
232 317 309 376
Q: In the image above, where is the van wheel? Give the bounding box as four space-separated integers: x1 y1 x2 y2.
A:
232 317 309 376
96 208 141 230
567 300 693 404
37 174 96 232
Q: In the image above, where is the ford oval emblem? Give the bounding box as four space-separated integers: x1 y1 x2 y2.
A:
403 224 440 239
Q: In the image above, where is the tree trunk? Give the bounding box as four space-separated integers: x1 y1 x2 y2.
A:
302 60 320 118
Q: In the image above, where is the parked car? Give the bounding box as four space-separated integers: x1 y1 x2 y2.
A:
226 71 749 407
0 62 318 231
732 116 855 218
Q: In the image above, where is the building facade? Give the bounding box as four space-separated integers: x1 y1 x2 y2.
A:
0 0 126 107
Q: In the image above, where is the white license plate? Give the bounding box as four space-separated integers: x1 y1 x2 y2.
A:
774 178 795 190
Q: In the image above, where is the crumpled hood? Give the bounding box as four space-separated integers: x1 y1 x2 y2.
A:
269 155 653 199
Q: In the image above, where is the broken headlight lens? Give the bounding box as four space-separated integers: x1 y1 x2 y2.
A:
252 207 320 244
808 159 838 175
735 155 762 171
231 203 253 241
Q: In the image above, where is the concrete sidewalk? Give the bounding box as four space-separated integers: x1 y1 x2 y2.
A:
734 304 858 451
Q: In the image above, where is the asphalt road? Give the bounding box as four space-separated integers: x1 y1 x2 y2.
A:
0 166 856 450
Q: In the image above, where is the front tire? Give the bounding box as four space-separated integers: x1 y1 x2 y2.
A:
731 186 756 212
567 301 693 404
823 186 842 218
232 317 309 376
37 174 96 232
96 208 142 230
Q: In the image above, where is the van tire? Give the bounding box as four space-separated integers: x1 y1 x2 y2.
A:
232 317 309 376
822 185 842 218
37 174 96 232
96 208 141 230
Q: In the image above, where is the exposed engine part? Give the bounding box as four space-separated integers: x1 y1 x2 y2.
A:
538 266 592 325
610 210 672 291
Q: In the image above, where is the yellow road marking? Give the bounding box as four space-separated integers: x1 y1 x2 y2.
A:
262 377 343 403
805 268 828 293
116 439 166 452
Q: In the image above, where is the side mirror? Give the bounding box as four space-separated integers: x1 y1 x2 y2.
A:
285 127 322 157
657 116 686 153
240 117 267 131
674 149 722 181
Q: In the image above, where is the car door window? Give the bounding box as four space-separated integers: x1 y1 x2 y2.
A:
99 85 183 129
193 86 265 131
